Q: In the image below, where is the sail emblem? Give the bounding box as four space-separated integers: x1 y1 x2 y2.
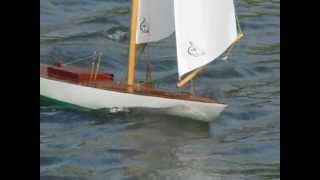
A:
187 41 205 57
140 18 150 34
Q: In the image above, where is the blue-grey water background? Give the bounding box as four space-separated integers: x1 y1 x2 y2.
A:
40 0 280 179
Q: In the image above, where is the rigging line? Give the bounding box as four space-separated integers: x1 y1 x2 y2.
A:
62 52 98 66
89 51 98 82
236 12 243 34
144 25 151 82
190 79 196 95
221 42 236 61
46 55 61 64
140 5 153 84
93 52 103 81
145 43 153 83
221 13 244 61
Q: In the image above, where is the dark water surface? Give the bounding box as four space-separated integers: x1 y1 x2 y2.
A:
40 0 280 179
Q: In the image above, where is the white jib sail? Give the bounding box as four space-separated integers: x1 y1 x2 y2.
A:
174 0 238 78
136 0 175 44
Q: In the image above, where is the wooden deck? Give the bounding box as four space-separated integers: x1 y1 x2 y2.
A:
40 64 219 104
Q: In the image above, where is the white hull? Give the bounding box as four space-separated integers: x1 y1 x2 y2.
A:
40 77 226 122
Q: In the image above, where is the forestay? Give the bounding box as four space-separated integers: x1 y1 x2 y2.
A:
174 0 238 78
136 0 175 44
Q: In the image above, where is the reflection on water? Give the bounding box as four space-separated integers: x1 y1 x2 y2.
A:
40 0 280 179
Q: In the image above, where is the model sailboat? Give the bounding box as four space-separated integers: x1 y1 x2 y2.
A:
40 0 243 122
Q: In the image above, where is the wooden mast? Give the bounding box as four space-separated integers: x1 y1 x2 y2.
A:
127 0 139 88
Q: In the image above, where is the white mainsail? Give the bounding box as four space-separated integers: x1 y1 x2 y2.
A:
136 0 175 44
174 0 238 78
